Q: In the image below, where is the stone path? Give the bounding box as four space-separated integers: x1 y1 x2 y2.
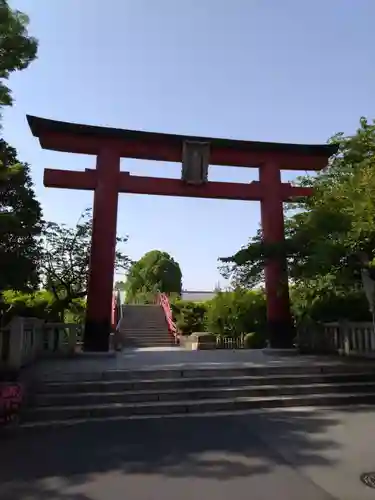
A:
2 407 375 500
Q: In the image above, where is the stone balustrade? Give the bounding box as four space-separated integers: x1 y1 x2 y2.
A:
0 317 83 372
298 320 375 357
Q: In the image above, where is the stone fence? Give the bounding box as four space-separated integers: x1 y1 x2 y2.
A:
298 320 375 357
0 317 83 372
2 317 375 373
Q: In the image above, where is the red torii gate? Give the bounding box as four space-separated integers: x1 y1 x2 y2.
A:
27 115 336 351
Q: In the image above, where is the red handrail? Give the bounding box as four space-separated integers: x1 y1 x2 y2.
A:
158 292 179 343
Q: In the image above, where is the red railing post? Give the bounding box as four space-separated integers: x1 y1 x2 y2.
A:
157 292 179 344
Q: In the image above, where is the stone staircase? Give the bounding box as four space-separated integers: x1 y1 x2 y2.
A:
118 304 173 348
22 362 375 427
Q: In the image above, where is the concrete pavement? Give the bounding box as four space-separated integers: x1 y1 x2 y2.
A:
249 406 375 500
2 407 375 500
28 349 373 382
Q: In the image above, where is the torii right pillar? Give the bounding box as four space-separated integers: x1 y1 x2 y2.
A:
260 162 295 348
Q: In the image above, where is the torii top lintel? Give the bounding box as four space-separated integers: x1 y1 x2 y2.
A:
27 115 337 171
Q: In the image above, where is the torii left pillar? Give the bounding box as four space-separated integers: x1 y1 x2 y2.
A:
84 148 120 351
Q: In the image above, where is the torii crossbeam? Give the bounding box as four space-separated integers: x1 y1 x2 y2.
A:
27 115 337 351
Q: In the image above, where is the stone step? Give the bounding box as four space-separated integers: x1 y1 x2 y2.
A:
122 340 172 344
125 334 169 338
122 332 170 335
30 363 375 384
122 343 172 346
33 371 375 394
32 381 375 407
120 330 170 334
122 336 172 340
120 324 168 328
123 315 164 318
23 392 375 422
121 324 169 327
122 311 165 314
121 333 171 338
121 327 169 330
122 342 173 346
121 330 169 334
121 334 169 337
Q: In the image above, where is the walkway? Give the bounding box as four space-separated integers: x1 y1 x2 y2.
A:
28 348 370 382
2 406 375 500
5 350 375 499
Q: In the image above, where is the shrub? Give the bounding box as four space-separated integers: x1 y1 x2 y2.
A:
205 289 267 337
243 331 266 349
171 299 207 334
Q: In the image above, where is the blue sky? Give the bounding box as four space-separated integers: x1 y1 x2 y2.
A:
3 0 375 290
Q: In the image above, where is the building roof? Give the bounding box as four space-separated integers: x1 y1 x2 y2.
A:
181 291 216 301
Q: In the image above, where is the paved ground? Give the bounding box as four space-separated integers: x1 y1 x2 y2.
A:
28 348 371 382
2 407 375 500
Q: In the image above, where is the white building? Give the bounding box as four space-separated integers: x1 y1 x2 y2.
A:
181 290 216 302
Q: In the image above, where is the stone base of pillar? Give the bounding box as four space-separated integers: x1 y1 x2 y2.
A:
266 320 295 349
83 320 110 352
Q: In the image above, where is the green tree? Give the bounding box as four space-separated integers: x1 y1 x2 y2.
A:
39 209 132 319
0 139 42 292
125 250 182 303
220 118 375 307
0 0 38 117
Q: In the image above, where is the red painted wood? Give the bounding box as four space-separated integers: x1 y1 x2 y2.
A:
121 176 264 201
83 148 120 351
44 169 313 202
31 116 336 350
40 131 328 171
260 162 293 344
44 169 97 190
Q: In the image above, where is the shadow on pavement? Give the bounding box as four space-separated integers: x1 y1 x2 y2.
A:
0 408 355 499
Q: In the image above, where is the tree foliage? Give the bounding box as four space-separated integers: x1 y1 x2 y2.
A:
125 250 182 303
0 139 42 292
1 289 60 323
290 286 371 325
0 0 38 116
39 209 131 317
220 118 375 309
